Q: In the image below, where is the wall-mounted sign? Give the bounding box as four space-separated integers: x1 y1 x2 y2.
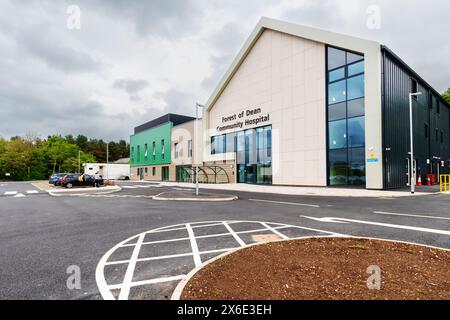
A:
367 158 379 163
217 107 270 132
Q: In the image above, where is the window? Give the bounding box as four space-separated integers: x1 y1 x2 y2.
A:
152 167 156 176
137 145 140 163
328 80 346 104
328 102 346 121
144 168 148 176
210 134 226 154
188 140 192 158
174 143 179 159
411 79 418 99
346 51 363 64
327 46 365 187
144 144 148 161
152 142 156 161
347 117 365 148
347 98 365 118
327 47 346 70
226 132 237 153
347 60 364 76
329 67 345 82
161 139 165 160
329 119 347 149
131 147 134 163
347 75 365 100
424 124 429 138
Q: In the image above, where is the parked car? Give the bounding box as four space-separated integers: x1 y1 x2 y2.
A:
61 174 104 188
49 173 69 185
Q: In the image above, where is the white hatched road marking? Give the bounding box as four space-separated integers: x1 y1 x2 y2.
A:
373 211 450 220
14 193 26 198
260 222 289 239
186 223 202 267
223 221 246 246
107 275 186 290
118 233 145 300
96 220 344 300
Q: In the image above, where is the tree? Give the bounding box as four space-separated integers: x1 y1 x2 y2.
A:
442 88 450 105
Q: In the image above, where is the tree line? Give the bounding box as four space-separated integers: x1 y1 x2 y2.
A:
0 134 129 181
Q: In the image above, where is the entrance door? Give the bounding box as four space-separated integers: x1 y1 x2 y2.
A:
162 166 169 181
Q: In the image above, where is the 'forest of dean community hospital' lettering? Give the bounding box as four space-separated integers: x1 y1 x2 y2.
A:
216 108 270 132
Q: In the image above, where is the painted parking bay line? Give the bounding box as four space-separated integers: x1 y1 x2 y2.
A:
4 191 17 196
373 211 450 220
26 190 39 194
249 199 320 208
301 216 450 236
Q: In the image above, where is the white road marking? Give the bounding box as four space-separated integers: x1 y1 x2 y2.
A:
106 248 238 266
373 211 450 220
26 190 39 194
121 186 137 189
301 216 450 236
96 220 340 300
186 224 202 267
118 233 145 300
4 191 17 195
223 222 246 246
14 193 26 198
249 198 320 208
107 275 186 290
260 222 289 239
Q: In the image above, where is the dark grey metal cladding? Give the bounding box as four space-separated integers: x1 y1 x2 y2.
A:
381 49 450 189
134 113 196 134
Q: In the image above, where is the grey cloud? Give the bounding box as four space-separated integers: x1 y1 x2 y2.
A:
153 89 197 117
14 24 104 74
82 0 204 39
113 78 149 102
113 79 149 94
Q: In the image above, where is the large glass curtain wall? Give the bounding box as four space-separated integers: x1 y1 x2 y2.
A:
211 125 272 184
327 46 366 186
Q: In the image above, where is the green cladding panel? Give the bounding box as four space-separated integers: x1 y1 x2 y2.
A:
130 122 172 166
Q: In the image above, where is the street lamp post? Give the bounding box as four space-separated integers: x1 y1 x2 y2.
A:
195 103 205 196
409 92 422 194
78 150 81 174
106 142 109 181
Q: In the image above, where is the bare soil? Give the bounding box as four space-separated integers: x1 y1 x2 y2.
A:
181 238 450 300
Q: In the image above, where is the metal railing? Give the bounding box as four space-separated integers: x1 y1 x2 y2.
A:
440 174 450 192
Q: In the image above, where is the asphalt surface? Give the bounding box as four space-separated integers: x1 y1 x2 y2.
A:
0 180 449 300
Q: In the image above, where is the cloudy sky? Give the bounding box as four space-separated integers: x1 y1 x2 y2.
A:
0 0 448 141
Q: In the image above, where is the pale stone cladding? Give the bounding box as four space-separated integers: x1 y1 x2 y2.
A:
205 29 327 186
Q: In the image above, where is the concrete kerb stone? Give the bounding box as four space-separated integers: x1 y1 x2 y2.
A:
48 185 122 197
170 235 450 300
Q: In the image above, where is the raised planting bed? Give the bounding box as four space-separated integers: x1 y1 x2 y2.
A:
180 237 450 300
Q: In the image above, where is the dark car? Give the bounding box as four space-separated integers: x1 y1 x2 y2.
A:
49 173 69 185
61 174 104 188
